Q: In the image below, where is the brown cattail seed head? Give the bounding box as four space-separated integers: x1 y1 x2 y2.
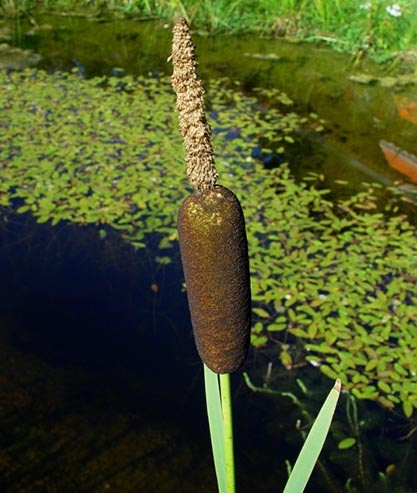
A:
178 186 251 373
170 17 218 192
171 18 251 373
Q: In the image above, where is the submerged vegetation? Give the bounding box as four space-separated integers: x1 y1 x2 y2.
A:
1 68 417 419
1 0 417 63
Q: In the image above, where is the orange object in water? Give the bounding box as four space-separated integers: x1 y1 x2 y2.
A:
379 140 417 182
393 95 417 125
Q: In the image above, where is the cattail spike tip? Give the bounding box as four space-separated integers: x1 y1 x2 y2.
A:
170 17 218 192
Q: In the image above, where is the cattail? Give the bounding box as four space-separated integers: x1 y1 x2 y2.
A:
170 17 217 192
171 18 251 373
178 185 251 373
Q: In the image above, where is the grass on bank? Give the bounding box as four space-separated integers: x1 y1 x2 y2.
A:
1 0 417 62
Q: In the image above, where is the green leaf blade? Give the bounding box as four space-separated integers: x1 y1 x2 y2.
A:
204 365 227 493
283 379 341 493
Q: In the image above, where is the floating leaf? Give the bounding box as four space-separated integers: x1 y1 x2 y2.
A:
250 334 268 348
403 400 413 418
280 351 293 369
338 437 356 450
320 365 339 380
377 381 391 394
365 360 378 372
252 307 270 318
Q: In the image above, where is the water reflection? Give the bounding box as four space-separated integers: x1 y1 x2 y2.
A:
11 15 417 192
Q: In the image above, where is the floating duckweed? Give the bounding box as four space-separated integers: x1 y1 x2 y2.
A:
1 69 417 414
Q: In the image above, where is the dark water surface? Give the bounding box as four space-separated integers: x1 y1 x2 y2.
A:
1 14 417 493
0 212 297 493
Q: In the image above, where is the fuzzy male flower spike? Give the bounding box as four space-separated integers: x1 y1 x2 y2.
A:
170 17 251 374
170 17 218 192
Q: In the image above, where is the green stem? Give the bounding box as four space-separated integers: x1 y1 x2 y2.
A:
219 373 236 493
204 364 226 493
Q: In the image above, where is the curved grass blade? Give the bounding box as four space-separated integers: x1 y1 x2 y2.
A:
283 379 341 493
204 364 227 493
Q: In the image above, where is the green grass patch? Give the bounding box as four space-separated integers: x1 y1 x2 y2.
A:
1 0 417 63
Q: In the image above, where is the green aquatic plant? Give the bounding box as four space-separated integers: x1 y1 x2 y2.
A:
205 365 236 493
248 177 417 417
1 52 417 416
283 379 340 493
169 17 339 493
170 16 251 375
0 67 310 243
170 17 251 491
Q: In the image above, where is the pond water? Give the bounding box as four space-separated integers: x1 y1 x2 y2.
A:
7 15 417 191
1 13 417 493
